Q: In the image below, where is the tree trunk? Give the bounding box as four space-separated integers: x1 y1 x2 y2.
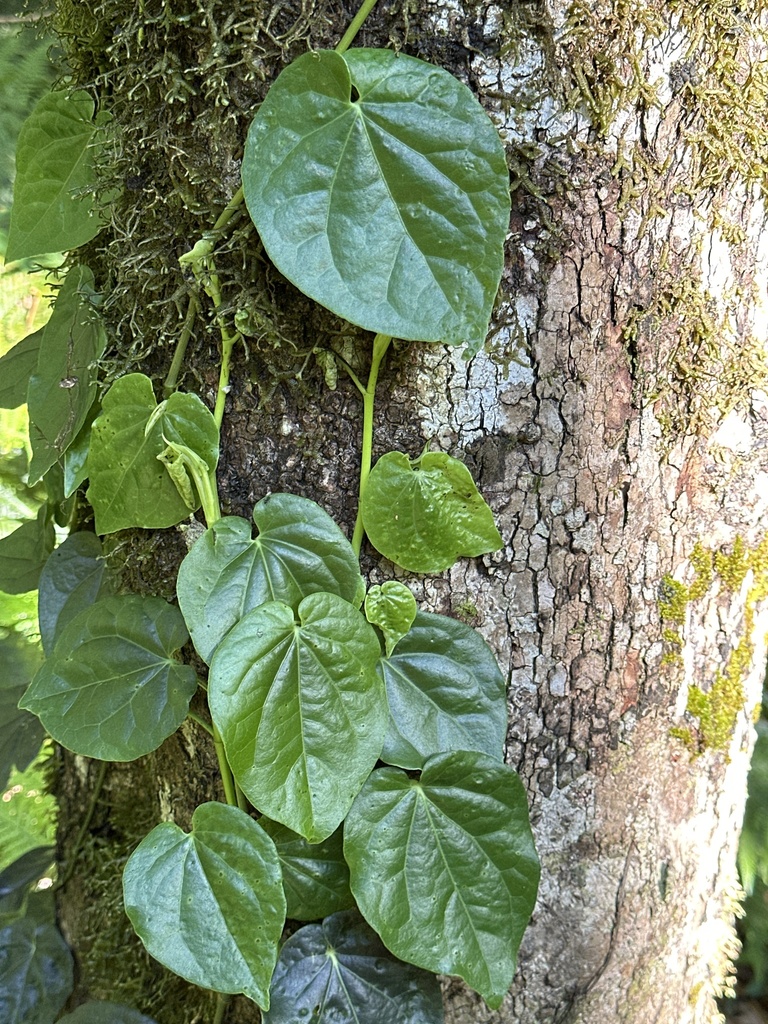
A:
53 1 768 1023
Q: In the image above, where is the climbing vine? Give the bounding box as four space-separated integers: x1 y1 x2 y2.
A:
0 2 540 1022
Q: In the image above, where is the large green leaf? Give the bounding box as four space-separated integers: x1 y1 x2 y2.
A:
58 1004 158 1024
123 802 285 1009
37 532 111 655
380 611 507 769
26 265 106 483
0 329 42 409
86 374 213 533
0 918 73 1024
361 450 502 572
0 506 55 595
344 751 540 1009
242 49 510 353
19 595 197 761
259 818 354 921
177 493 364 663
6 90 108 262
263 910 444 1024
209 593 386 842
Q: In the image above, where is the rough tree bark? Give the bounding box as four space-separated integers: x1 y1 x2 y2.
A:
52 1 768 1023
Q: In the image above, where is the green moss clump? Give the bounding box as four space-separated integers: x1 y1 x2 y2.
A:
659 575 689 624
688 542 714 601
714 535 750 592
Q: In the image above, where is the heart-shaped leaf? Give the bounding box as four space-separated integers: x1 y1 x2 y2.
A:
0 506 55 595
361 450 502 572
27 265 106 484
6 90 109 262
263 910 444 1024
365 581 417 657
123 802 285 1009
344 751 540 1010
19 595 197 761
259 818 355 921
0 329 42 409
379 610 506 769
177 493 364 664
0 918 74 1024
57 1003 158 1024
37 532 112 655
209 592 386 842
243 48 510 353
86 374 216 533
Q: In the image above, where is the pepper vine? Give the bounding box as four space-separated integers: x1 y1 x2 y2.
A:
0 1 540 1021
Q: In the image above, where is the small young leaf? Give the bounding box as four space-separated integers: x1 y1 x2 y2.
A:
243 49 510 352
177 493 365 663
37 532 112 655
344 751 540 1010
380 610 507 769
6 90 109 262
263 910 444 1024
0 329 42 409
209 593 386 842
26 265 106 484
86 374 215 533
123 802 285 1010
361 450 502 572
57 1003 158 1024
259 818 355 921
0 918 74 1024
365 581 417 657
19 595 197 761
0 506 55 595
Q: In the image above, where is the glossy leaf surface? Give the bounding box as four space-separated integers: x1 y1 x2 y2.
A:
178 493 364 664
365 580 416 657
37 532 111 655
0 847 54 901
259 818 354 921
0 329 42 409
0 917 74 1024
26 266 106 483
209 593 386 842
86 374 198 533
380 610 506 769
0 506 55 595
123 802 285 1009
63 400 99 497
361 450 502 572
7 90 108 261
19 595 197 761
263 910 444 1024
243 49 509 352
58 1003 158 1024
344 751 540 1009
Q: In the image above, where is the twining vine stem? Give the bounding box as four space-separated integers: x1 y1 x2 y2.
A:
352 332 391 557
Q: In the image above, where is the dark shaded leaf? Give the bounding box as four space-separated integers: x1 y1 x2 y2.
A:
0 917 73 1024
0 329 41 409
0 505 55 595
37 532 111 656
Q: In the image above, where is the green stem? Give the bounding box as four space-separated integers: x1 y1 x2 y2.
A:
336 0 381 53
164 293 198 397
213 331 237 429
213 993 229 1024
352 332 391 557
187 709 214 736
212 723 238 808
54 760 108 893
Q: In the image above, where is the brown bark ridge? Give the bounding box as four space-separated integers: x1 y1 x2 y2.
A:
51 1 768 1023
